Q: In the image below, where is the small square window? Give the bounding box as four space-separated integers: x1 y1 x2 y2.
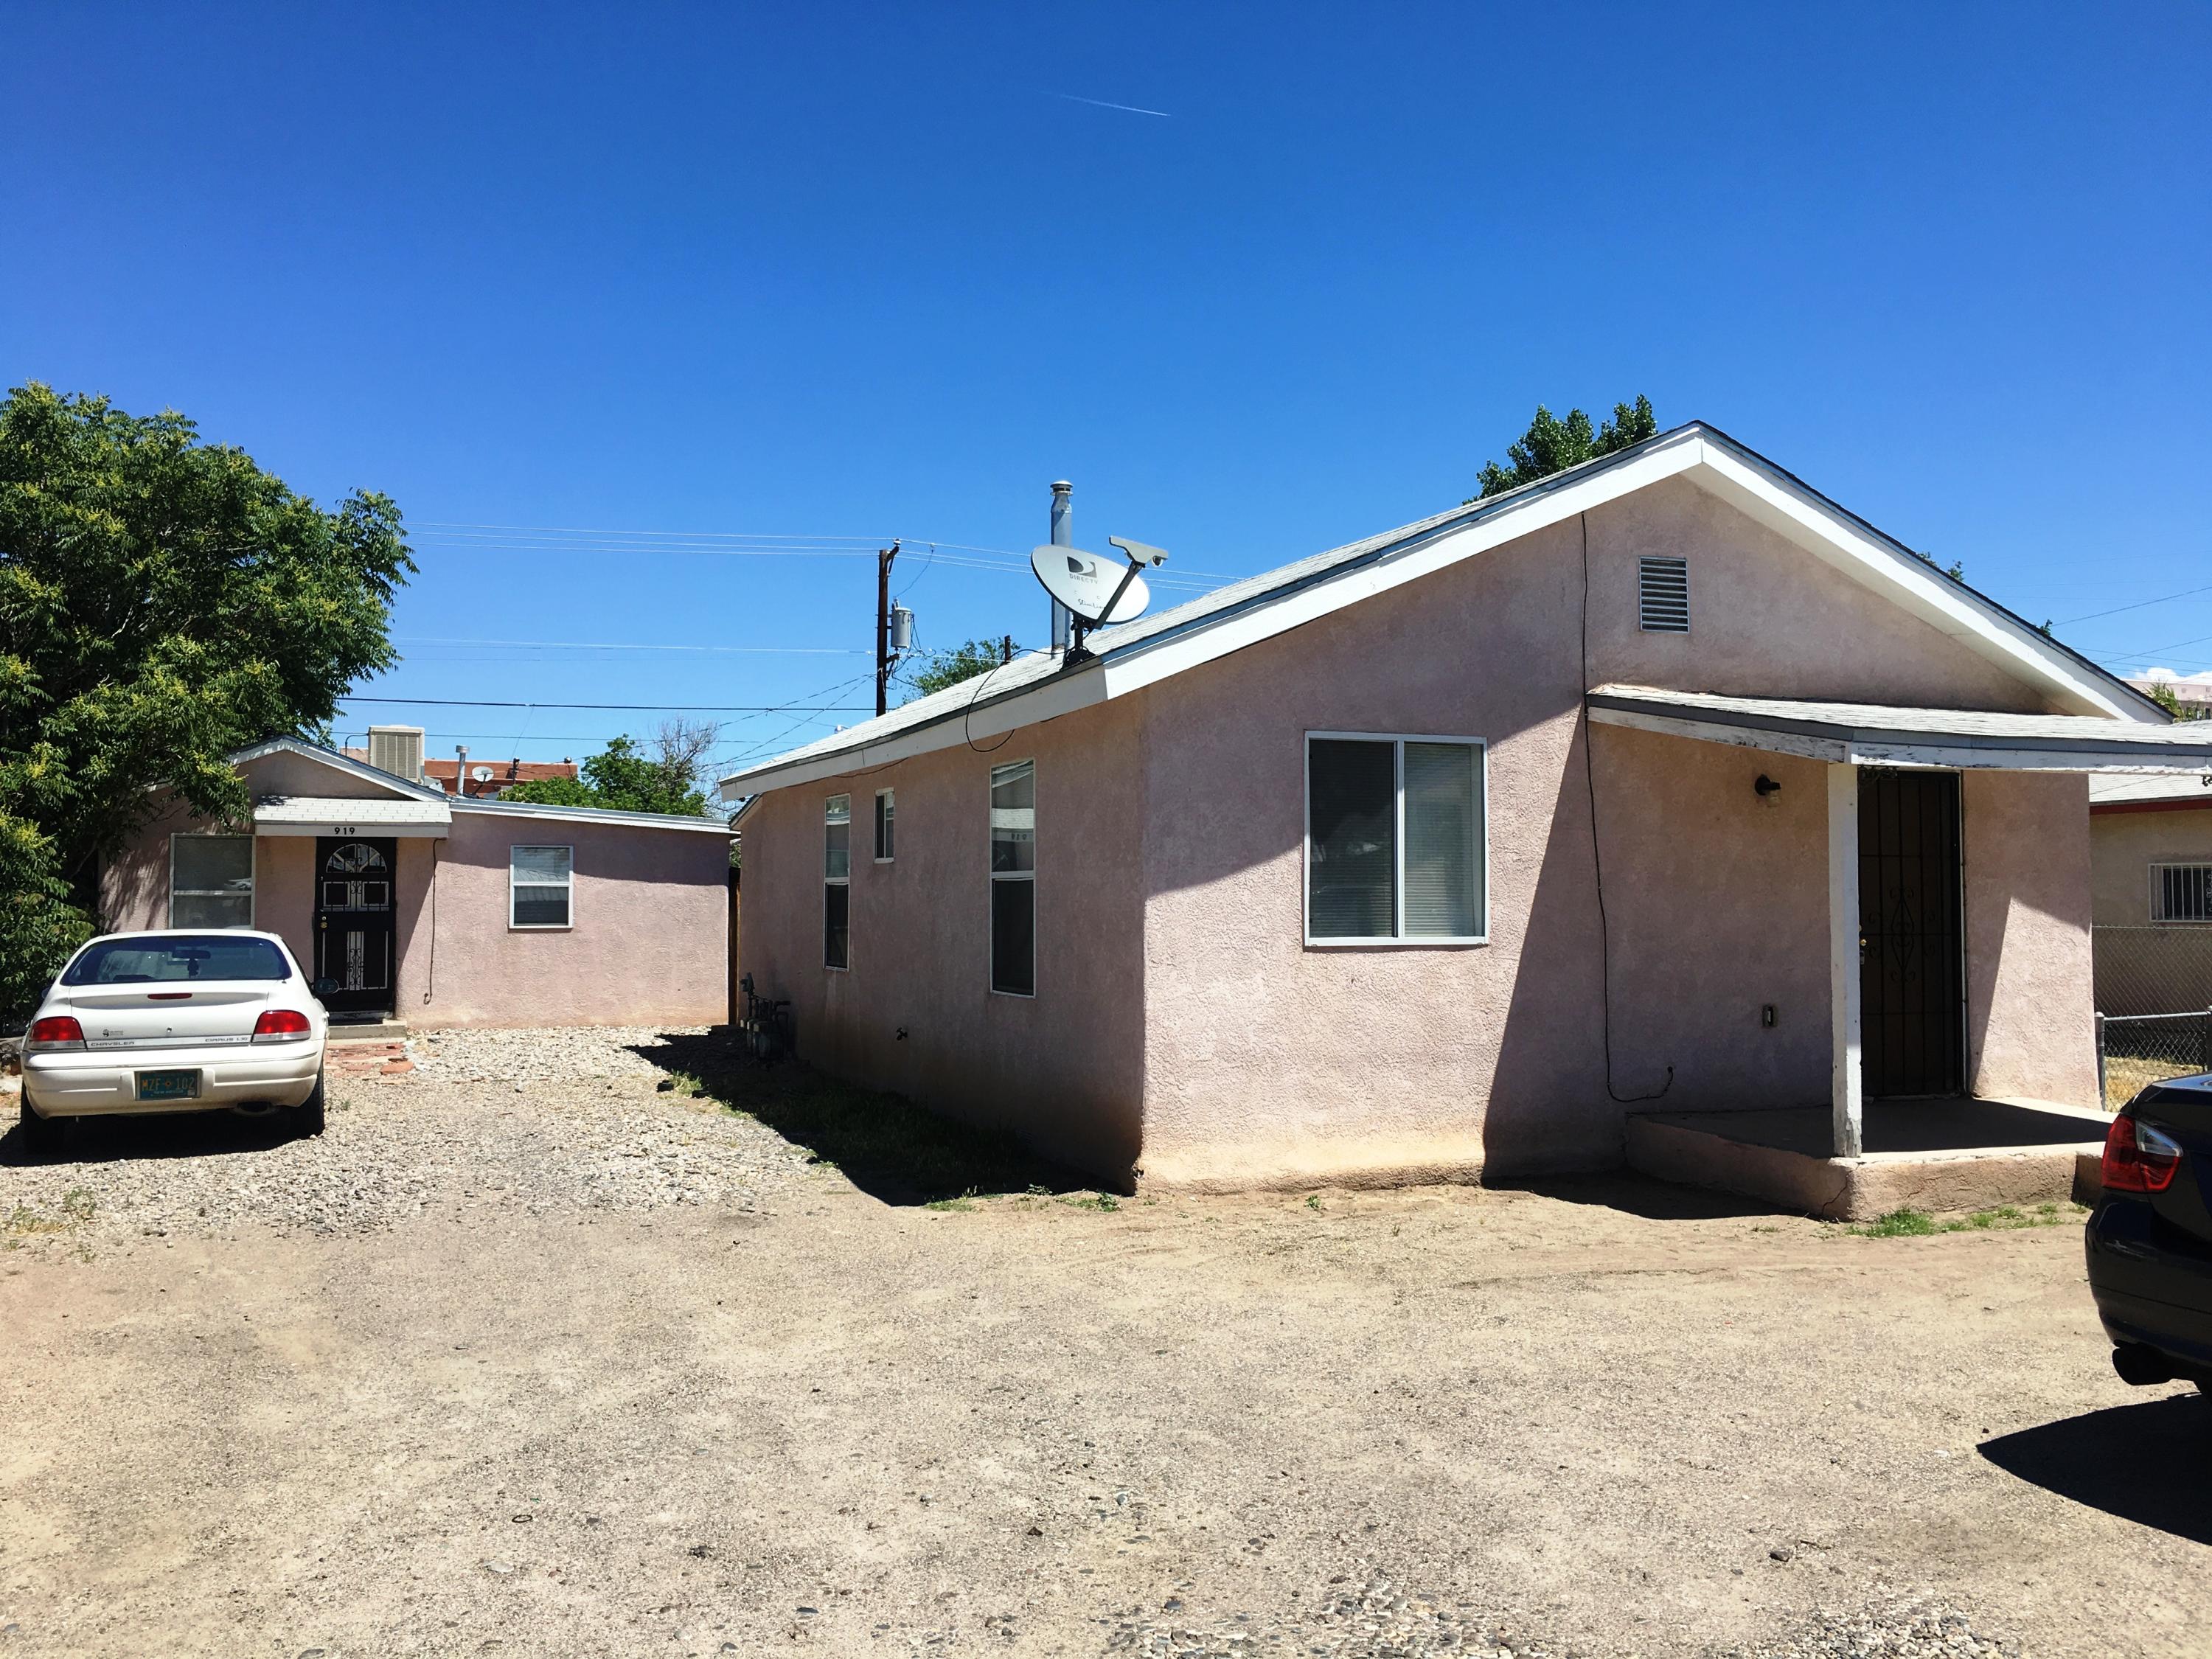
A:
510 846 574 928
170 835 254 929
2152 863 2212 923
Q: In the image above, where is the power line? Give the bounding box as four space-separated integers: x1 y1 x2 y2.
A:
394 636 866 655
338 695 876 712
2056 581 2212 627
404 522 1242 583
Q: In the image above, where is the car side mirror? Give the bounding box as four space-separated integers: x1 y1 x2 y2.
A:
310 978 340 1000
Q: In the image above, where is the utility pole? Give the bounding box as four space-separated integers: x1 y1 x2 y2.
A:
874 539 900 717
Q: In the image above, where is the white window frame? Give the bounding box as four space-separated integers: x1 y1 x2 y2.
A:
508 844 575 931
168 832 257 928
824 794 852 970
2149 861 2212 924
989 759 1035 998
1303 732 1489 948
874 787 896 863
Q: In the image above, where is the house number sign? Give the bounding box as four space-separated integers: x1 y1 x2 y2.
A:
329 826 358 836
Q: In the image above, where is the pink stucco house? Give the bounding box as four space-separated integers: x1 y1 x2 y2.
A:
104 737 734 1027
718 423 2212 1200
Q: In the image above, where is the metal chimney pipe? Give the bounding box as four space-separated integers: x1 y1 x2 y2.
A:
1049 480 1074 655
455 744 467 799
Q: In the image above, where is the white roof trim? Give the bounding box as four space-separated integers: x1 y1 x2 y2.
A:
252 796 453 837
228 737 450 801
1586 686 2212 773
451 796 734 835
718 423 2162 799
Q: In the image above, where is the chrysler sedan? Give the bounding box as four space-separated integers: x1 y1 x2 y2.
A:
17 931 328 1152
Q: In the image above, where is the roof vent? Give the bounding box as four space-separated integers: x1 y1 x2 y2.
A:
366 724 425 782
1638 556 1689 633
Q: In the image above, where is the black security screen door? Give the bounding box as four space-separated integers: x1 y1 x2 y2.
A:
1857 770 1964 1098
314 836 398 1017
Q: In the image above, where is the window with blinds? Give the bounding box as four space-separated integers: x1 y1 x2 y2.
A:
1306 735 1486 944
1638 555 1690 633
170 835 255 929
824 795 851 969
990 759 1035 995
2153 863 2212 923
509 845 574 928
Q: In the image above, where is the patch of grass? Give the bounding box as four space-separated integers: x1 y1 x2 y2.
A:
5 1188 95 1237
924 1192 978 1213
1855 1208 1940 1237
626 1034 1096 1207
1058 1192 1120 1212
1851 1201 2086 1239
1304 1194 1323 1212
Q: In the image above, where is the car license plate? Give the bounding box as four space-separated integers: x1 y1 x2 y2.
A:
136 1069 201 1102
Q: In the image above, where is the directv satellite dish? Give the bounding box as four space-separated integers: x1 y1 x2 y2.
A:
470 765 493 782
1030 544 1152 626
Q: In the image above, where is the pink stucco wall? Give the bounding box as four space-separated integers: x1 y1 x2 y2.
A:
1963 771 2099 1107
740 473 2104 1188
401 813 729 1028
1135 480 2079 1185
736 698 1147 1178
101 796 317 973
102 766 730 1029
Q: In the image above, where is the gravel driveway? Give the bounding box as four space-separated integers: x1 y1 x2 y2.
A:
1 1029 2203 1658
1 1027 826 1244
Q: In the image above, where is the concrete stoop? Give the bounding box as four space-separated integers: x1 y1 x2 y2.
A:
327 1018 410 1043
1625 1101 2111 1222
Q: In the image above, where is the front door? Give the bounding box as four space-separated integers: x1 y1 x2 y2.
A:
314 836 398 1018
1857 769 1964 1097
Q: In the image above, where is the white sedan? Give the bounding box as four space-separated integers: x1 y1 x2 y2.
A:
17 930 329 1152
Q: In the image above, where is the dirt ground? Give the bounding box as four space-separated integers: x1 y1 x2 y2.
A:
1 1035 2206 1658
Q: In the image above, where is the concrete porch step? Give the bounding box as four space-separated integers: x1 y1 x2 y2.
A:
1625 1099 2111 1221
327 1020 410 1043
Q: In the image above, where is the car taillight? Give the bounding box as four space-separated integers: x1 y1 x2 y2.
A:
2102 1115 2183 1194
26 1015 86 1049
252 1009 313 1042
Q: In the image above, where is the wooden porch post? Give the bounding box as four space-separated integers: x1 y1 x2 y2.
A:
1828 762 1864 1158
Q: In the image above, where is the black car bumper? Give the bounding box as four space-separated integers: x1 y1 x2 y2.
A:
2085 1199 2212 1381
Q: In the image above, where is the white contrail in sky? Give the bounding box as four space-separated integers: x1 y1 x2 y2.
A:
1051 91 1172 118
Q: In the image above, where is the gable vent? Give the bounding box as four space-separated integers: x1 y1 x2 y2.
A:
1638 556 1690 633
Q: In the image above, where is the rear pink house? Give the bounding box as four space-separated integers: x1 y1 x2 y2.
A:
720 423 2212 1207
104 738 733 1028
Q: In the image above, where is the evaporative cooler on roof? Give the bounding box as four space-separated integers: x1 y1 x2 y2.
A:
1637 556 1690 633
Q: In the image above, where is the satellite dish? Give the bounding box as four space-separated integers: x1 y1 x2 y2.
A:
470 765 494 782
1031 544 1151 625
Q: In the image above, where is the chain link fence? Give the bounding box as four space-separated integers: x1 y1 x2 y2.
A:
2094 925 2212 1017
2094 925 2212 1106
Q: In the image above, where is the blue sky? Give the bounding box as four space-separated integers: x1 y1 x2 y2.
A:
5 3 2208 775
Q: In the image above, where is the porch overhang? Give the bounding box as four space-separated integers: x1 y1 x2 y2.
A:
1585 685 2212 773
251 796 452 838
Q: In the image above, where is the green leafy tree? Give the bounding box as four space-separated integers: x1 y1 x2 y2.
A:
2143 681 2211 722
907 638 1006 698
1470 396 1658 501
0 383 412 1014
505 720 718 815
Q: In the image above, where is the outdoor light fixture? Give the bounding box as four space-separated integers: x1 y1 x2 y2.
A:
1754 774 1782 799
